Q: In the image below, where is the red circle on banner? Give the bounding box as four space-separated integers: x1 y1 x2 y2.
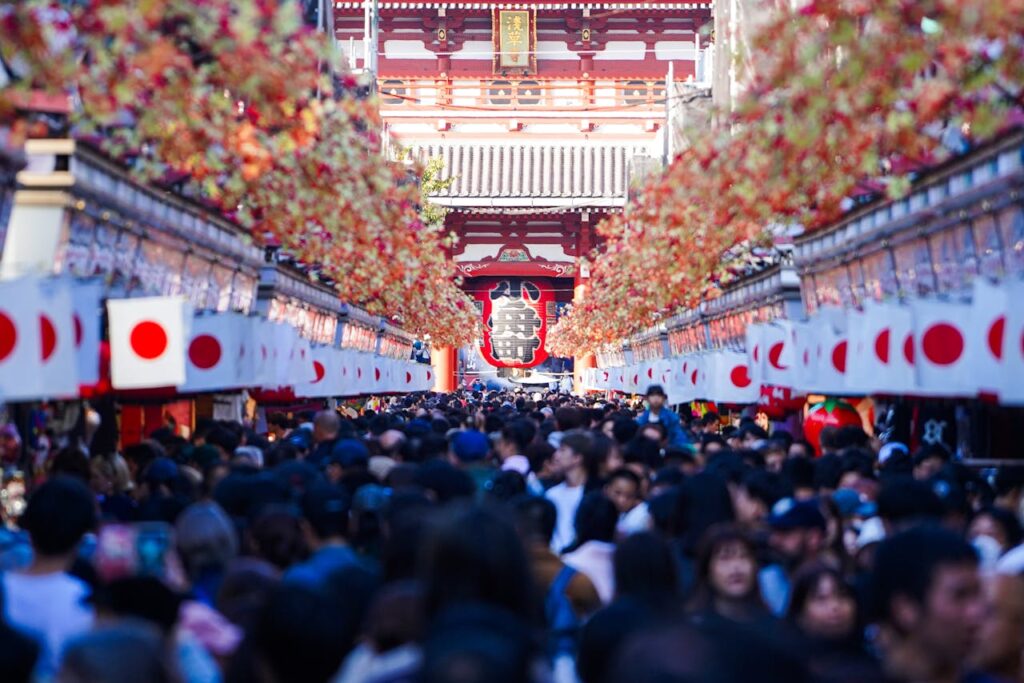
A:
130 321 168 360
632 374 639 386
189 335 222 370
690 369 698 385
357 368 362 379
40 315 57 361
922 323 964 366
904 335 915 365
802 349 810 367
874 329 890 364
647 367 654 379
987 316 1005 360
831 341 848 373
752 345 760 363
73 314 83 348
375 368 381 381
427 371 433 381
313 361 325 383
769 342 787 370
406 371 412 384
730 365 752 388
0 312 19 362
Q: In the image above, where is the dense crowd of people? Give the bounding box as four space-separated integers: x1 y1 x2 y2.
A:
1 383 1023 683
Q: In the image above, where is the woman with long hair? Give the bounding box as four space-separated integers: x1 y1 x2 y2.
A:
687 523 770 625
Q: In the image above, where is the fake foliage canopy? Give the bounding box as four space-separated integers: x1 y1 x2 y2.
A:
548 0 1024 358
0 0 478 347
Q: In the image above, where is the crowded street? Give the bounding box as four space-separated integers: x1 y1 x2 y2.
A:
2 0 1024 682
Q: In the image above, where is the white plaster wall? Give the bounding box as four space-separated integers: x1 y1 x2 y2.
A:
595 41 646 61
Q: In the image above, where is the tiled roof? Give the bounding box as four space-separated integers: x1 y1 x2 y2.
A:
410 143 648 206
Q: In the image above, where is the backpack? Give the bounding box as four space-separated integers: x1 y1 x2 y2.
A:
544 565 581 660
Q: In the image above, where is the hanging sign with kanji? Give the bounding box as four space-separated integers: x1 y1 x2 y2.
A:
493 9 536 73
469 277 553 368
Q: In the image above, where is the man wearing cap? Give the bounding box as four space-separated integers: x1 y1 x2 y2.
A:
636 385 688 450
758 498 827 616
449 430 497 494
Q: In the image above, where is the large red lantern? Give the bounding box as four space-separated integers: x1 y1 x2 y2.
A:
803 398 863 456
467 277 554 369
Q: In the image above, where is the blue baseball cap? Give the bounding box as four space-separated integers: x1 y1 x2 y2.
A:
329 439 370 468
451 430 491 463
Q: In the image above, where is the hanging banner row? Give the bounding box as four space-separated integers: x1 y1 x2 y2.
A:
0 278 434 402
584 278 1024 406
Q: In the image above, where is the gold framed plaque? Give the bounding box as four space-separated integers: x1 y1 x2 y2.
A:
493 9 536 73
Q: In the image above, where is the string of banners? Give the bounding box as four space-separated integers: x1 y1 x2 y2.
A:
0 277 434 403
582 278 1024 407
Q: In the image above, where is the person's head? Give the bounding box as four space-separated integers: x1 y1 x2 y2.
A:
696 524 759 603
567 492 618 552
175 501 238 580
818 426 840 455
869 525 983 674
614 532 677 602
968 573 1024 679
645 385 667 411
301 483 351 544
512 495 557 547
732 470 788 526
498 420 535 459
248 506 310 571
419 503 535 622
21 476 96 561
739 424 769 449
312 410 342 444
787 564 857 642
912 443 951 481
967 506 1023 555
788 440 813 460
554 406 584 432
449 430 491 466
58 623 174 683
551 429 592 478
610 417 638 446
0 423 21 464
766 499 827 565
604 468 642 515
244 582 363 683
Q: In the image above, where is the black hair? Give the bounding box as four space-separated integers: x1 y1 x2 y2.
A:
614 532 678 602
912 443 952 467
678 472 735 555
559 430 594 462
500 419 536 454
49 447 91 484
248 505 310 571
623 437 661 471
301 483 351 540
21 476 97 556
994 467 1024 497
876 477 944 527
692 523 762 610
970 506 1024 549
782 456 815 491
835 426 870 450
420 503 536 623
786 563 857 628
554 407 585 432
818 426 841 452
241 583 361 683
868 524 977 625
611 418 638 445
813 454 845 491
740 469 790 509
563 491 618 554
206 425 241 455
606 467 642 490
512 495 557 545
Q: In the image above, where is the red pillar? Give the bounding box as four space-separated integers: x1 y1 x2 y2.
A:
573 274 597 395
431 346 458 393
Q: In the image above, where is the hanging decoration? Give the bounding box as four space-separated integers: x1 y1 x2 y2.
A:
0 0 478 346
549 0 1024 353
468 277 554 368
